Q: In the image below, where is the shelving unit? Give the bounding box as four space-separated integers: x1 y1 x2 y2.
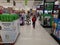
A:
36 0 60 44
36 0 55 28
41 1 54 28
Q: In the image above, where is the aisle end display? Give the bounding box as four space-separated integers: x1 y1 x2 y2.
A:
0 14 20 44
41 14 53 27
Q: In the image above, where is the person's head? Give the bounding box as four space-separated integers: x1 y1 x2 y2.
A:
28 11 30 14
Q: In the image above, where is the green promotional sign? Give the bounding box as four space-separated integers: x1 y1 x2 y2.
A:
45 3 54 10
25 0 28 5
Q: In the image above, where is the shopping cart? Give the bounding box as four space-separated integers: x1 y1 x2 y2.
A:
26 18 31 25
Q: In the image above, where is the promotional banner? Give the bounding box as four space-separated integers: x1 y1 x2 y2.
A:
45 3 54 10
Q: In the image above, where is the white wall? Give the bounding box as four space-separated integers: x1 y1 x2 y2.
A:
0 0 35 10
0 0 44 10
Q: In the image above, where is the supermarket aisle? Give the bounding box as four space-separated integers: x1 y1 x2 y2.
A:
15 19 59 45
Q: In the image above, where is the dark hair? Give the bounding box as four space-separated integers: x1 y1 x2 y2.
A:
28 11 30 14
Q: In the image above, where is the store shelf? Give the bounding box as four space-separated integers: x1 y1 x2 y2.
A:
41 24 52 28
51 34 60 44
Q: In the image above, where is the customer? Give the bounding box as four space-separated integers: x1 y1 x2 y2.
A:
32 15 36 28
26 11 30 25
20 12 25 26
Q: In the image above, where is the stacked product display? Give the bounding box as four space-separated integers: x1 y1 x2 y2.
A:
40 2 54 28
0 14 20 45
51 1 60 42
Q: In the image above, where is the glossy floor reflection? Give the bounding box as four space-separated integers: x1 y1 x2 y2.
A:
15 19 59 45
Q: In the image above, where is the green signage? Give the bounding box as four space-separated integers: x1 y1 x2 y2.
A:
45 3 54 10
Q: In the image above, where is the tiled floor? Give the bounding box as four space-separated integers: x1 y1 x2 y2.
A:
45 28 52 34
15 19 59 45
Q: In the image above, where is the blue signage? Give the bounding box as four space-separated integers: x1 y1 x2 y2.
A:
57 19 60 30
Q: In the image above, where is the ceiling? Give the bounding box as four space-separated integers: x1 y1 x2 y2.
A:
0 0 59 2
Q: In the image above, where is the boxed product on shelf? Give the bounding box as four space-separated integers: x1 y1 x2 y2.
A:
52 18 60 40
53 14 58 18
55 29 60 40
52 18 57 34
